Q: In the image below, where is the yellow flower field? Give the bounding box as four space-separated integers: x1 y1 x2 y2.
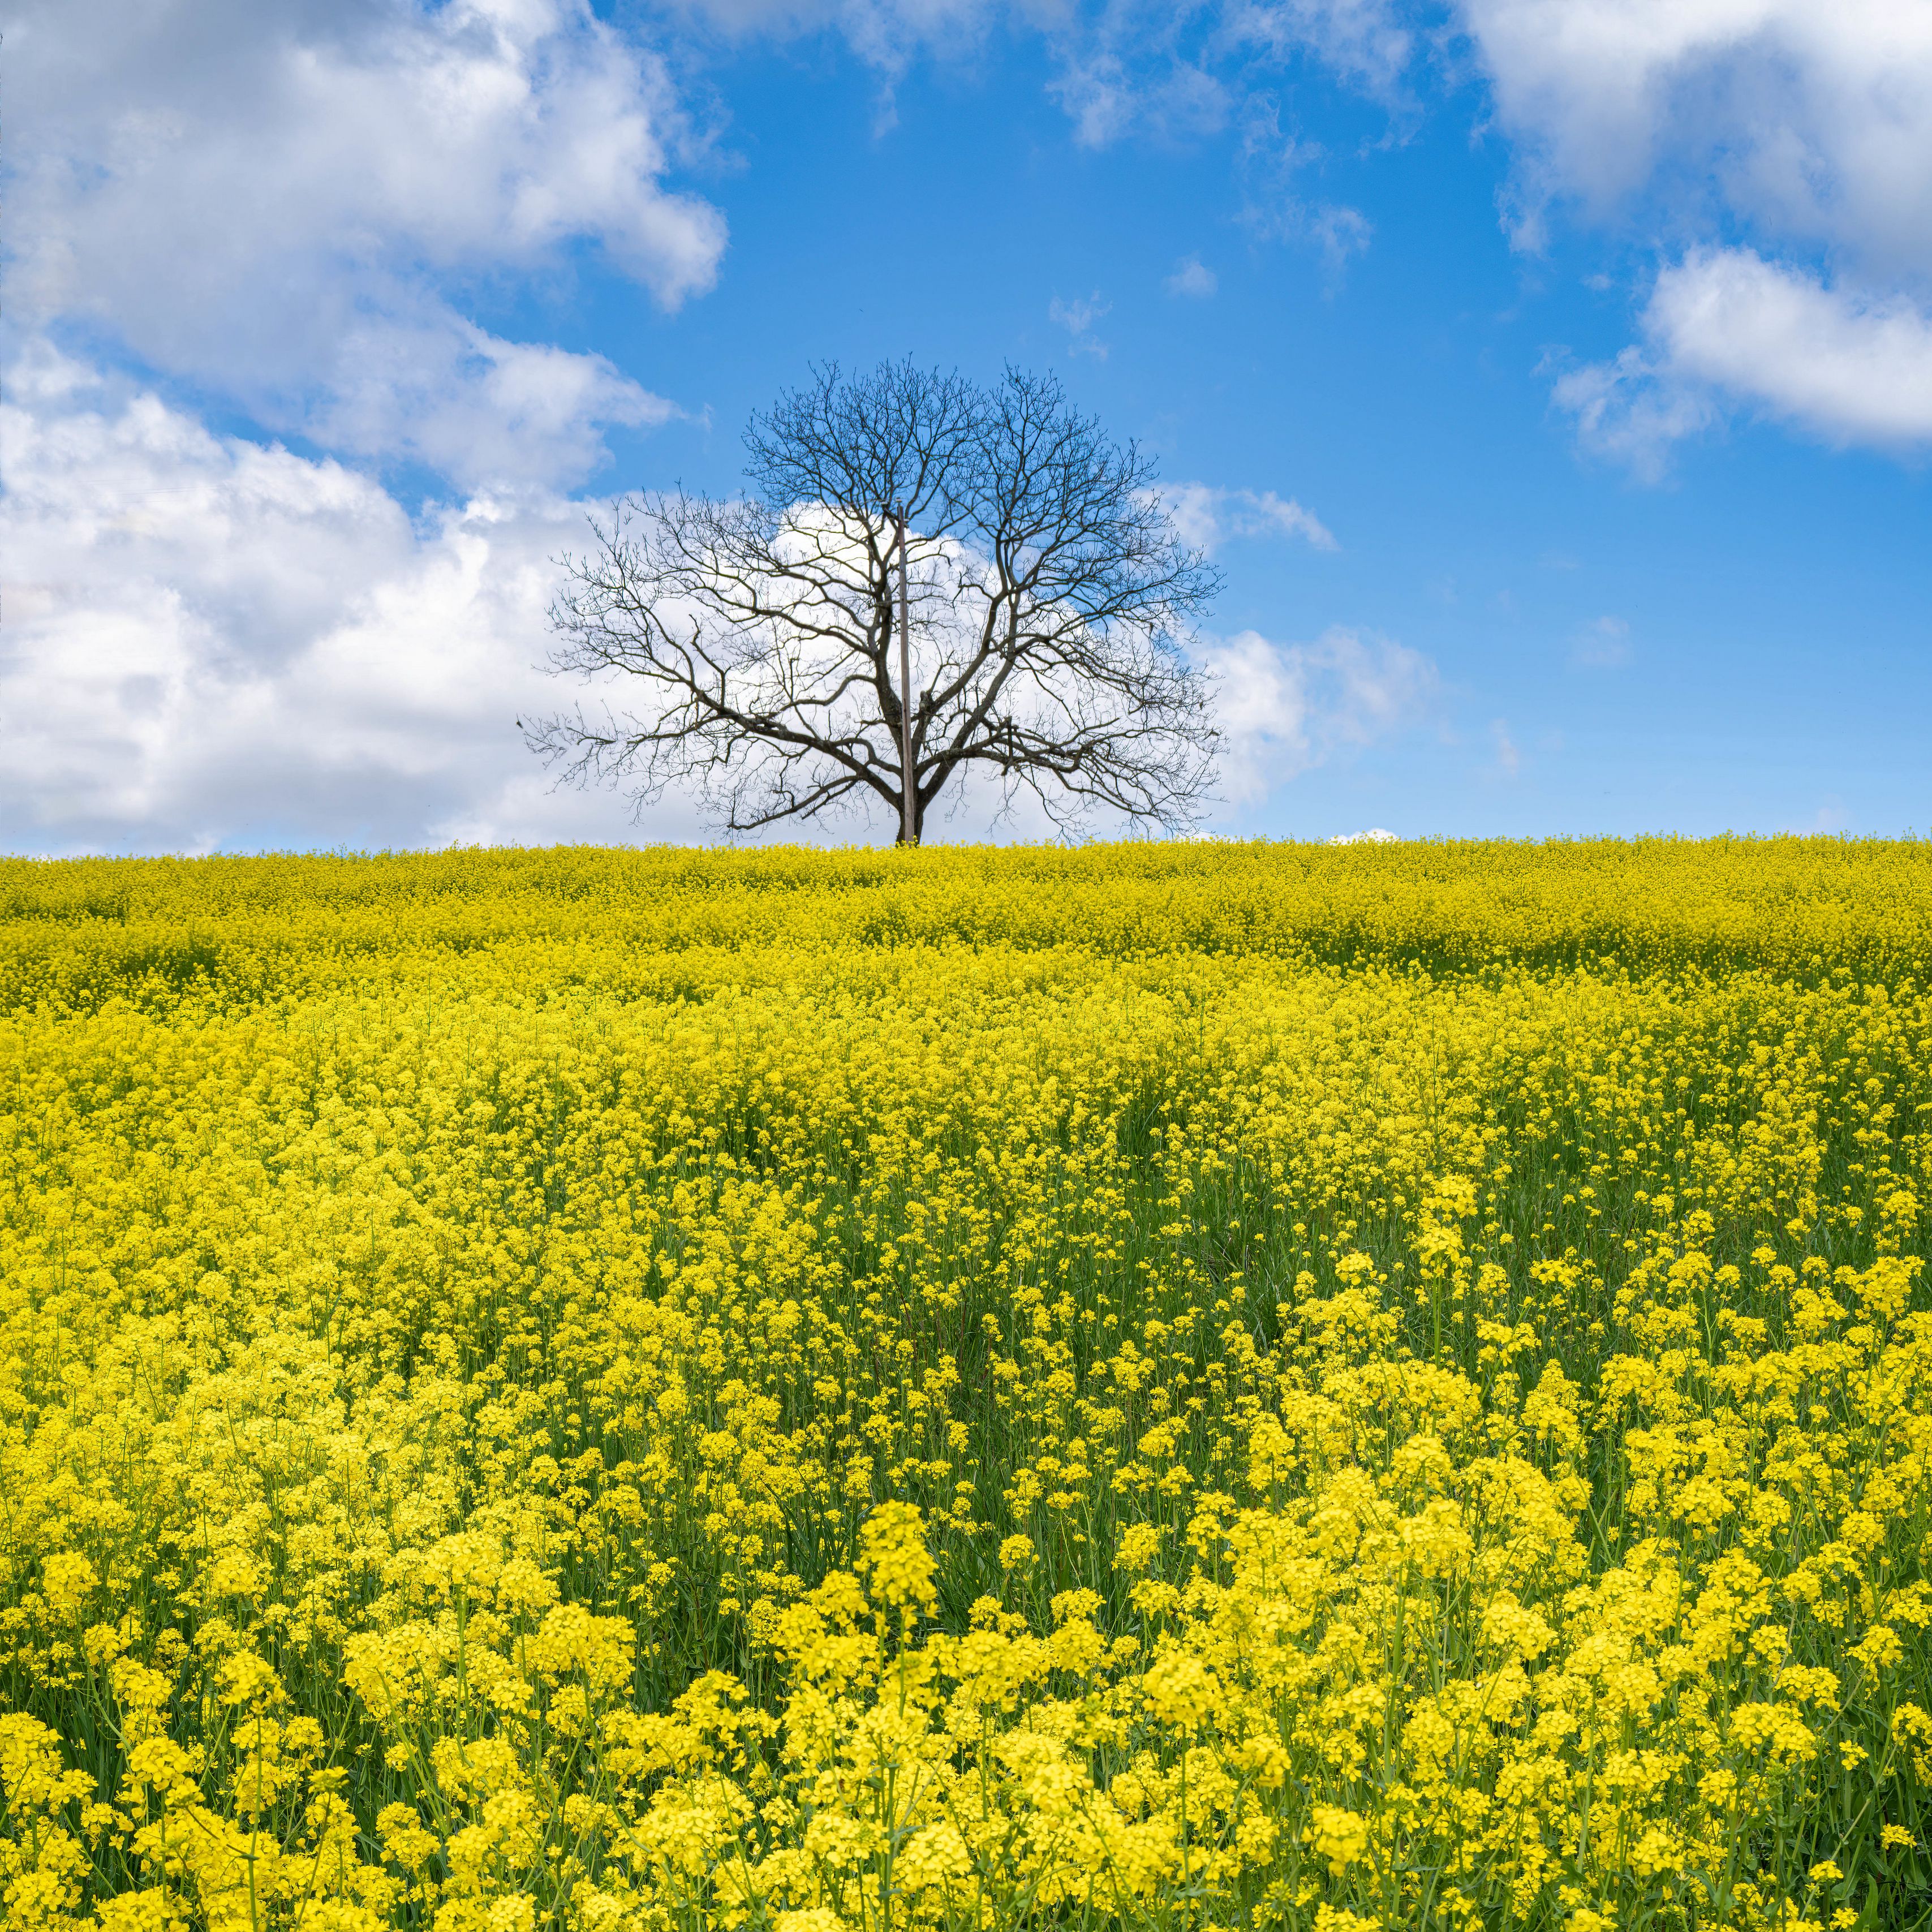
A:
6 837 1932 1931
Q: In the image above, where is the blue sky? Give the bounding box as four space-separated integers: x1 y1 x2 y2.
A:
6 0 1930 851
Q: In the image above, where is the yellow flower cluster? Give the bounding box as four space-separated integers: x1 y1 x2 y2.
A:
4 837 1932 1931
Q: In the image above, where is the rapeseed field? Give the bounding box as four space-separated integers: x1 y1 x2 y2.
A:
7 836 1932 1932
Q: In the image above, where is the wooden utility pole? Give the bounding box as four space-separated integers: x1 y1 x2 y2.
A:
894 507 916 845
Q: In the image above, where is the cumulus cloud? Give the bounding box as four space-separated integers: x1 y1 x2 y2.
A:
1460 0 1932 279
1460 1 1932 464
0 0 739 850
0 344 679 852
1555 251 1932 470
1200 625 1438 804
1650 252 1932 444
1165 483 1337 553
308 317 684 493
2 347 1172 854
8 0 722 490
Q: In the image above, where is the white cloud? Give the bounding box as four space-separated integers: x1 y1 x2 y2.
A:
1571 614 1632 668
1049 291 1113 358
1054 48 1231 149
1556 250 1932 468
1234 98 1377 279
1229 0 1413 99
0 343 681 852
1548 346 1717 480
1 345 1190 854
309 316 683 492
1165 256 1219 298
1459 0 1932 281
660 0 997 77
0 0 739 851
1308 203 1375 276
1490 717 1520 776
675 0 1415 154
1651 251 1932 443
666 0 1421 135
1202 625 1439 804
1328 825 1397 842
1166 483 1338 553
1461 1 1932 464
667 1 1932 472
8 0 722 489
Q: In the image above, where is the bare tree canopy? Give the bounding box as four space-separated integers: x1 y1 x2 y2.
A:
525 360 1223 843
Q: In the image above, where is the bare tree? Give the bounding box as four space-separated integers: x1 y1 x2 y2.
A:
524 360 1223 844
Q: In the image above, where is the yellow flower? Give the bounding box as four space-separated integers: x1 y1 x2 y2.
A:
1141 1651 1217 1731
39 1552 97 1620
1307 1804 1371 1877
